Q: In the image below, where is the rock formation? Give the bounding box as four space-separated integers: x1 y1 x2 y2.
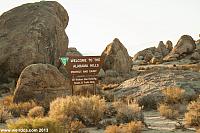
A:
132 41 173 65
111 66 200 108
0 1 69 84
13 64 70 107
164 35 196 61
66 47 82 57
101 38 132 74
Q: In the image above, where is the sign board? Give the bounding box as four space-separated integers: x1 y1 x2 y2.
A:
67 56 103 76
71 76 98 85
63 55 103 95
60 57 69 66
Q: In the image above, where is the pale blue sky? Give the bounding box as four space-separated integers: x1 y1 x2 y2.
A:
0 0 200 56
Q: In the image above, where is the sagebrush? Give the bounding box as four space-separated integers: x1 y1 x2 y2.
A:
0 106 12 123
7 117 65 133
113 101 144 123
28 106 45 118
49 95 107 126
105 121 143 133
184 97 200 127
0 95 37 117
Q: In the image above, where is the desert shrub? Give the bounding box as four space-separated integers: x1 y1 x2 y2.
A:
49 95 107 126
0 107 12 123
137 94 161 110
7 101 37 117
0 95 37 117
184 99 200 127
105 121 143 133
28 106 45 118
162 87 185 104
158 104 179 119
105 125 122 133
124 121 143 133
113 101 144 123
66 120 85 132
7 117 65 133
0 95 13 107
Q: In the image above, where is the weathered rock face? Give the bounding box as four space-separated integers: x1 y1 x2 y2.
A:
173 35 196 55
156 41 169 57
13 64 70 107
164 35 196 61
132 41 172 65
132 47 156 63
196 40 200 50
101 38 132 74
165 40 173 51
66 47 82 57
0 1 69 83
111 67 200 108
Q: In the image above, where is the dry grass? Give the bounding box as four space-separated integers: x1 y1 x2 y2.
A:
28 106 45 118
162 87 185 104
7 117 65 133
66 120 85 132
0 95 13 107
158 104 179 119
105 125 122 133
101 84 119 90
113 101 144 123
105 121 143 133
0 106 12 123
49 95 107 126
7 101 37 117
184 99 200 127
0 95 37 117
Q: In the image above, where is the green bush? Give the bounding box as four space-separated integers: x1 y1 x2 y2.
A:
7 117 65 133
49 95 107 126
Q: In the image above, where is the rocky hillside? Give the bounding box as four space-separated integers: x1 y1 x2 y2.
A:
133 35 200 65
104 35 200 110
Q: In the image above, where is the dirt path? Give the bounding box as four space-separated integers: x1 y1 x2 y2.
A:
143 111 195 133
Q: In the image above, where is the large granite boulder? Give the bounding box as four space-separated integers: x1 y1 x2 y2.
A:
172 35 196 55
132 47 157 63
164 35 196 61
165 40 173 51
66 47 82 57
13 64 71 107
0 1 69 84
156 41 170 57
101 38 132 74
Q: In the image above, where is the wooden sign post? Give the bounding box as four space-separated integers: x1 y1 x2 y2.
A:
63 56 103 95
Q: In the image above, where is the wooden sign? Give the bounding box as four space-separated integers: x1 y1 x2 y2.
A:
67 56 103 76
64 56 103 95
71 76 98 85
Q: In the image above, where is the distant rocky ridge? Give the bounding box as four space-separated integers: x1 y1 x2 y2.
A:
132 35 200 65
